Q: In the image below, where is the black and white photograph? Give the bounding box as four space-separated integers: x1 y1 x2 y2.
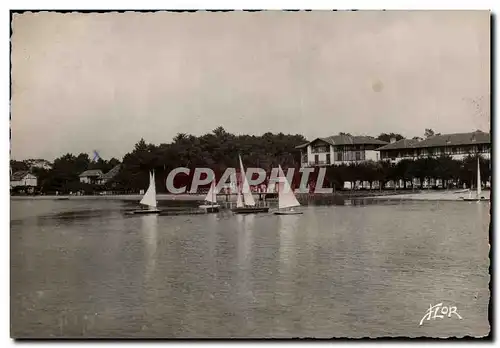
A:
9 8 491 339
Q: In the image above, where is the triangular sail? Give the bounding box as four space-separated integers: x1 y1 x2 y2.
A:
277 165 300 210
239 155 255 206
477 157 482 197
205 181 217 203
236 183 244 208
140 171 157 208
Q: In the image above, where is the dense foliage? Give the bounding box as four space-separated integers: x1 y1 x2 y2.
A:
113 127 307 192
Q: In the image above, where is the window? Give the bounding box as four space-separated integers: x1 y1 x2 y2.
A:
326 154 331 165
355 152 361 160
336 152 343 161
315 154 319 164
313 146 327 153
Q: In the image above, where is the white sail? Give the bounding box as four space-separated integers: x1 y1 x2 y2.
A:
140 171 157 208
477 157 482 197
277 165 300 210
239 155 255 206
205 181 217 203
236 184 244 208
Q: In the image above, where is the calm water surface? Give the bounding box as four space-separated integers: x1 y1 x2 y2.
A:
11 198 490 338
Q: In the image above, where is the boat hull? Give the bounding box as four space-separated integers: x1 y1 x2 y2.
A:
199 205 220 213
274 211 303 215
232 207 269 214
129 209 161 215
462 198 489 202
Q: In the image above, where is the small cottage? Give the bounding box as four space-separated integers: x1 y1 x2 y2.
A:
79 169 104 184
10 171 37 188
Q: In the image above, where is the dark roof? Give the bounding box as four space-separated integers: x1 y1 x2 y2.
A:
79 169 103 177
377 131 491 151
295 135 388 149
415 131 490 148
11 171 31 181
376 139 420 151
100 164 121 180
295 142 310 149
323 135 388 146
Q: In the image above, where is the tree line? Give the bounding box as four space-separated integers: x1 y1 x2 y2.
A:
10 127 490 194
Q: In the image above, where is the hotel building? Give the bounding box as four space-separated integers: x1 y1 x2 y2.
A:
296 134 388 167
376 130 491 163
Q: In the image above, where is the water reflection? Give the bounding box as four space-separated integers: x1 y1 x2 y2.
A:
277 215 299 307
235 214 255 333
278 215 299 268
236 214 254 267
140 215 159 281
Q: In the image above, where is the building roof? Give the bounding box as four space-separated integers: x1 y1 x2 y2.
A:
295 135 388 149
376 139 420 151
79 169 103 177
415 131 490 148
11 171 31 181
376 131 491 151
100 164 121 180
295 142 310 149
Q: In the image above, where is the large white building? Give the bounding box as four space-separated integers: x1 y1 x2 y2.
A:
377 130 491 163
296 134 388 167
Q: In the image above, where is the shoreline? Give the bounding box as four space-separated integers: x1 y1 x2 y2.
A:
367 190 491 202
11 189 488 202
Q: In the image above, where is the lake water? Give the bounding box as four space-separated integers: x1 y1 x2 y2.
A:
10 198 490 338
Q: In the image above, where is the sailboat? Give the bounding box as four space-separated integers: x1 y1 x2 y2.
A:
274 165 303 215
199 180 221 213
130 171 161 214
462 157 489 202
231 155 269 214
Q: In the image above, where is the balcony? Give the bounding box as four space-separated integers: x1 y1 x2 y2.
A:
311 146 329 154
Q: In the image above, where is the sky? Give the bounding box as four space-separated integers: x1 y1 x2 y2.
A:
11 10 490 161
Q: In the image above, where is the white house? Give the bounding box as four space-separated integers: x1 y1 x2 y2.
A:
10 171 37 188
79 169 104 184
296 134 388 167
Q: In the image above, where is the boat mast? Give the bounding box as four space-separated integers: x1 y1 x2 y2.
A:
276 171 280 211
211 181 215 209
477 156 482 198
